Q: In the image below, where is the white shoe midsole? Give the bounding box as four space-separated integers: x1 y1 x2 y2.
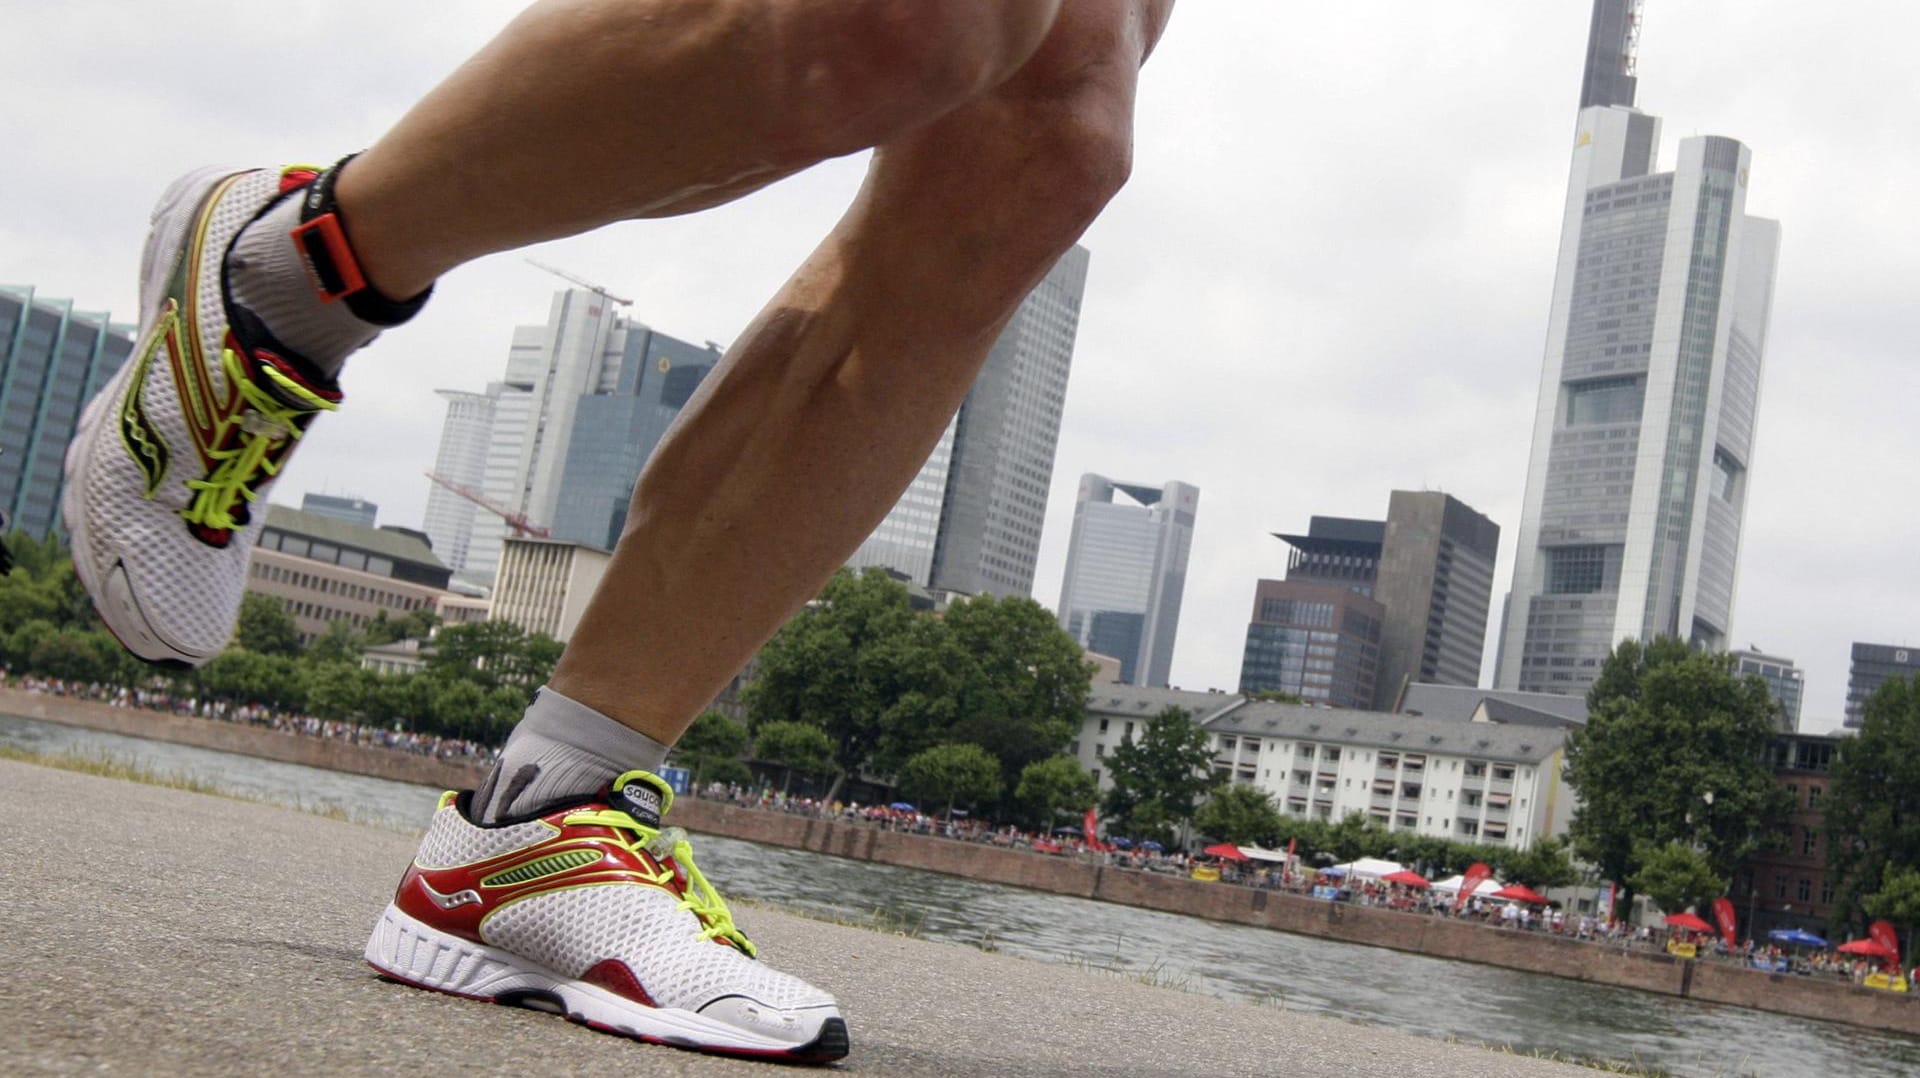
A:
363 903 831 1052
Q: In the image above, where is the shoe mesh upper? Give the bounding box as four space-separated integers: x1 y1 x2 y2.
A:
482 885 833 1014
413 806 557 868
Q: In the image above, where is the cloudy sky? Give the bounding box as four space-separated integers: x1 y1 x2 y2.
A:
6 2 1915 732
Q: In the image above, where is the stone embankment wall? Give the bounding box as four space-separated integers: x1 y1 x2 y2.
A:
10 691 1915 1036
667 795 1920 1035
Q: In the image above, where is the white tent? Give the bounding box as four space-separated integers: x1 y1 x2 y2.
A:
1431 874 1506 897
1325 857 1405 881
1237 845 1292 864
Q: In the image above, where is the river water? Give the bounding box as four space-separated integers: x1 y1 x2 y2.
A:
4 711 1915 1078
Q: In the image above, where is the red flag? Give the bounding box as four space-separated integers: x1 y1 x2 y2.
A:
1083 806 1102 852
1454 862 1491 913
1712 897 1738 950
1870 919 1902 968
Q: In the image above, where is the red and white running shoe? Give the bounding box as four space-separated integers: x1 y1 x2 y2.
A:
365 770 849 1062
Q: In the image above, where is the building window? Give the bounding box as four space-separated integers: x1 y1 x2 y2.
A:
1820 878 1834 905
1802 829 1816 856
1773 875 1787 899
1796 878 1812 902
1808 786 1821 808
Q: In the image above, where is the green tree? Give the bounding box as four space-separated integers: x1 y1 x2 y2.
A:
1194 783 1283 847
307 620 366 665
303 661 371 721
897 743 1003 818
1563 636 1785 918
195 649 306 714
744 568 920 800
881 593 1090 800
1101 707 1216 845
0 537 95 634
1496 835 1581 890
1863 866 1920 955
1013 755 1101 832
234 592 302 657
1627 841 1727 917
752 720 836 793
1325 811 1392 863
426 620 559 692
671 711 751 787
1826 675 1920 929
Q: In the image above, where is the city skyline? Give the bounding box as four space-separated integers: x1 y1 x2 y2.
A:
10 3 1918 731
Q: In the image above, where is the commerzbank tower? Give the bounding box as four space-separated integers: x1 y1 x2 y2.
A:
1495 0 1781 696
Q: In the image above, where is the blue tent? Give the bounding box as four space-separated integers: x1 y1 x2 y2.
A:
889 802 916 812
1139 840 1165 852
1769 928 1828 948
1109 837 1134 849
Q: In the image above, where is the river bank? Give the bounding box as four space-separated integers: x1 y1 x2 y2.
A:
8 686 1914 1039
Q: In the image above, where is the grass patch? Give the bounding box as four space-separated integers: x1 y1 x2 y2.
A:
0 743 225 794
0 743 403 830
1446 1035 1731 1077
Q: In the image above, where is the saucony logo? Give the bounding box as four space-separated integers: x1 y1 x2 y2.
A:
418 878 482 910
117 307 174 496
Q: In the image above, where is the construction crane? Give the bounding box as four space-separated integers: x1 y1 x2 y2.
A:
525 258 633 307
424 472 551 539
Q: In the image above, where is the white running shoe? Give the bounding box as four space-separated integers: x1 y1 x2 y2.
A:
365 770 850 1063
62 165 343 665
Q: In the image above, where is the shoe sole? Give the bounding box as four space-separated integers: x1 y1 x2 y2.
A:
364 903 851 1064
62 165 241 668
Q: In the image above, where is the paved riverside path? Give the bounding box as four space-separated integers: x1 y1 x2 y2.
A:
1 761 1592 1078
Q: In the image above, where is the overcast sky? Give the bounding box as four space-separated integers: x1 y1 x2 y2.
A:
6 2 1915 733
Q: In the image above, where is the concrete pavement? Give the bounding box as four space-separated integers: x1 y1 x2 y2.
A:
0 760 1593 1077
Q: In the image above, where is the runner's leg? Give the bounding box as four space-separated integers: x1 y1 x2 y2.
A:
540 1 1175 751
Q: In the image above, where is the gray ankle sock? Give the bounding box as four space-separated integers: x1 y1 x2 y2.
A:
473 686 671 825
225 187 381 377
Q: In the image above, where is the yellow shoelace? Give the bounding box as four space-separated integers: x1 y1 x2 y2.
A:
564 809 758 958
180 348 336 532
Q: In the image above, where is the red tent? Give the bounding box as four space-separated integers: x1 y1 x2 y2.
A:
1202 843 1250 862
1837 938 1897 959
1664 912 1714 934
1490 884 1550 904
1381 870 1430 889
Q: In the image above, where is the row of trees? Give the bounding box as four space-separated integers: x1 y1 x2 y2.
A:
0 532 562 745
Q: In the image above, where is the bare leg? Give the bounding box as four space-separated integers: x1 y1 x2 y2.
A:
548 1 1174 741
335 0 1065 298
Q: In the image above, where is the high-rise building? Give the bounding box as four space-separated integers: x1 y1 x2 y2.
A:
848 245 1089 597
1496 0 1781 696
1845 642 1920 728
1237 578 1384 708
1056 475 1198 687
0 286 133 537
422 386 503 588
300 493 378 529
1272 516 1384 596
1372 492 1501 709
1732 646 1804 731
550 330 720 550
425 290 717 589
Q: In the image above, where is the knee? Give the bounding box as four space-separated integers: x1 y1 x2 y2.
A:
1030 102 1136 234
770 0 1062 161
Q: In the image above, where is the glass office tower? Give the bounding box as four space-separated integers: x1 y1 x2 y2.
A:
1496 0 1781 696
